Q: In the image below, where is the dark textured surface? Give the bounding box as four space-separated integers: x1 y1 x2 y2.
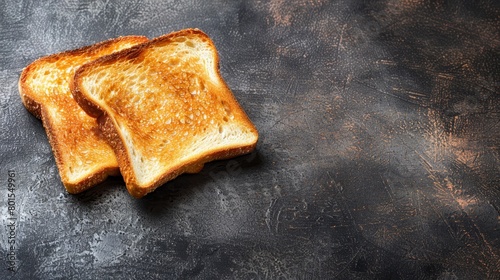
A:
1 0 499 279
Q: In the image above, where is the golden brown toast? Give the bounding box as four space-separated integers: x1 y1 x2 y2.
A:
71 29 258 198
19 36 148 194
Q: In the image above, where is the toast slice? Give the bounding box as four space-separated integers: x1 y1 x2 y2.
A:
71 29 258 198
19 35 149 194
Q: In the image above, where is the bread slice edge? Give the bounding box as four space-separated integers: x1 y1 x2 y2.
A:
18 35 148 193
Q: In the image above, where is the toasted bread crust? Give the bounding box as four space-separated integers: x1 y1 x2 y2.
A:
19 35 148 193
40 107 121 194
72 29 258 198
20 36 148 118
98 110 257 198
99 110 257 198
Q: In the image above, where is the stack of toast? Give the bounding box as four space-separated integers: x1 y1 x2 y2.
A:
19 29 258 198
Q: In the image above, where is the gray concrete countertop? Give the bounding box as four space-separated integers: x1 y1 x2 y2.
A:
1 1 499 279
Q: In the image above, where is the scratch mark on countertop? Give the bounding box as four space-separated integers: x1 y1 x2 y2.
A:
337 23 347 56
444 178 500 261
331 245 363 279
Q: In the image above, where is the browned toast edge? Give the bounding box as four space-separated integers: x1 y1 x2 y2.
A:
98 110 257 198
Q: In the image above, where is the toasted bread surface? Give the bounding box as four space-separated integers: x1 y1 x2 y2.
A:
19 36 148 193
72 29 258 198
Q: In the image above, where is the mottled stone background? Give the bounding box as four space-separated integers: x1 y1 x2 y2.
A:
0 0 499 279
